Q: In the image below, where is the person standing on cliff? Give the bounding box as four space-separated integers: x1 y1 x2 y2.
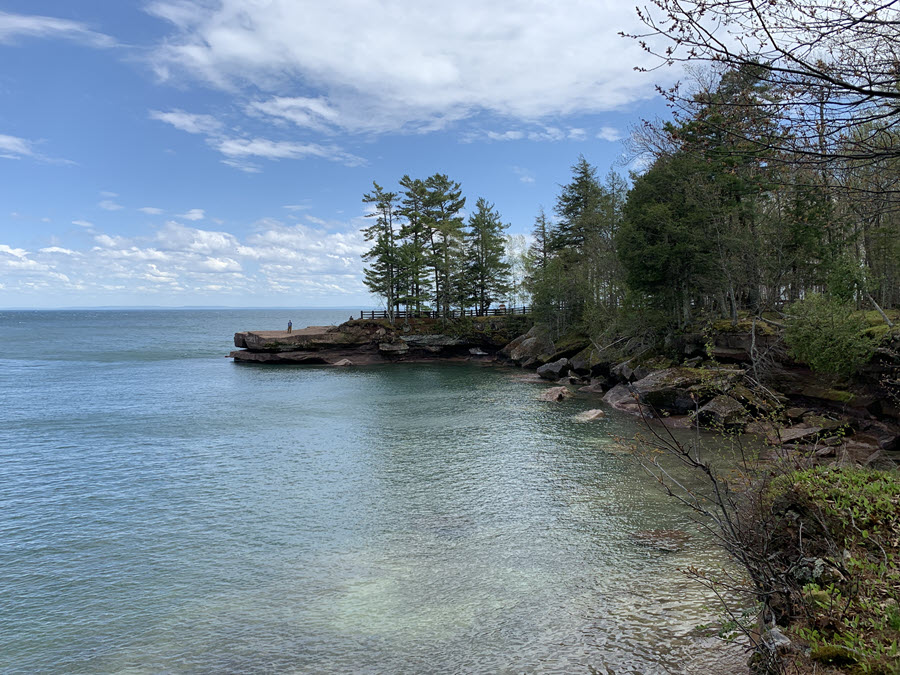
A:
287 320 292 333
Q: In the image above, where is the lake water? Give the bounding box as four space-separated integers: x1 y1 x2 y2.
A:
0 310 746 674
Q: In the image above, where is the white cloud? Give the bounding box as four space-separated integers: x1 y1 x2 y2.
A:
486 130 524 142
0 133 35 159
221 158 261 173
179 208 205 221
512 166 535 184
0 11 116 48
150 107 365 170
0 244 28 258
72 219 94 228
157 221 240 255
0 133 72 164
568 128 587 141
146 0 662 133
150 109 224 135
247 96 342 133
139 207 164 215
0 213 375 304
597 126 624 142
470 125 592 144
216 137 365 166
39 246 80 256
98 199 124 211
94 233 129 248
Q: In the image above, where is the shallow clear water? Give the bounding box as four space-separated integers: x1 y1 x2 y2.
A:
0 310 745 674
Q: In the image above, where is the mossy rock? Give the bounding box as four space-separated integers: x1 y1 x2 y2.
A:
570 345 612 375
809 644 858 668
728 384 775 413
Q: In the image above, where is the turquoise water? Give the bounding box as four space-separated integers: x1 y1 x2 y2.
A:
1 310 744 674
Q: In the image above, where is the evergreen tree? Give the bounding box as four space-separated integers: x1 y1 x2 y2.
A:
465 198 511 315
397 175 432 313
529 207 551 272
361 182 400 320
423 174 466 318
551 155 604 253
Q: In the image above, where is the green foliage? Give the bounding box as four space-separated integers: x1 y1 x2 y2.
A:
361 182 401 317
784 294 875 376
529 158 626 336
465 197 511 315
767 468 900 675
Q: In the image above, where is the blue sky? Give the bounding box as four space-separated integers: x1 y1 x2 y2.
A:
0 1 673 308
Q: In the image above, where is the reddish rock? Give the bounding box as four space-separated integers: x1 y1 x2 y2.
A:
539 386 572 402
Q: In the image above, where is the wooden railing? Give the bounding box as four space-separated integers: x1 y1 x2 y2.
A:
358 306 531 320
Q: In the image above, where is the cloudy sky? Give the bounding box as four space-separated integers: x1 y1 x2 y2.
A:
0 0 672 308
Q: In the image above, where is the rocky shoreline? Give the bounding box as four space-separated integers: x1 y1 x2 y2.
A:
230 316 530 365
502 324 899 469
231 318 899 467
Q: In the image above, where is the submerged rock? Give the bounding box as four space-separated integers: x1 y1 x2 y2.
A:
573 409 606 422
539 386 572 402
632 529 690 552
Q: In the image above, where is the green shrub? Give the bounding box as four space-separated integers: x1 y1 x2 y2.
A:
785 294 875 376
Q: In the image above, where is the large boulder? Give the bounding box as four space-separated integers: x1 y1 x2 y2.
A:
697 395 748 428
612 360 651 383
537 358 570 380
569 345 609 376
603 383 634 407
507 327 555 368
630 367 707 414
578 376 609 394
602 384 652 417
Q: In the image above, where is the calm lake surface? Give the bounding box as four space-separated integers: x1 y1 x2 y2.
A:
1 310 745 674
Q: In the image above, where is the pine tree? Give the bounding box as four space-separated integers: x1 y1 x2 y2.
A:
529 207 551 272
551 155 604 253
397 175 432 313
423 174 466 318
466 197 511 315
361 182 400 321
